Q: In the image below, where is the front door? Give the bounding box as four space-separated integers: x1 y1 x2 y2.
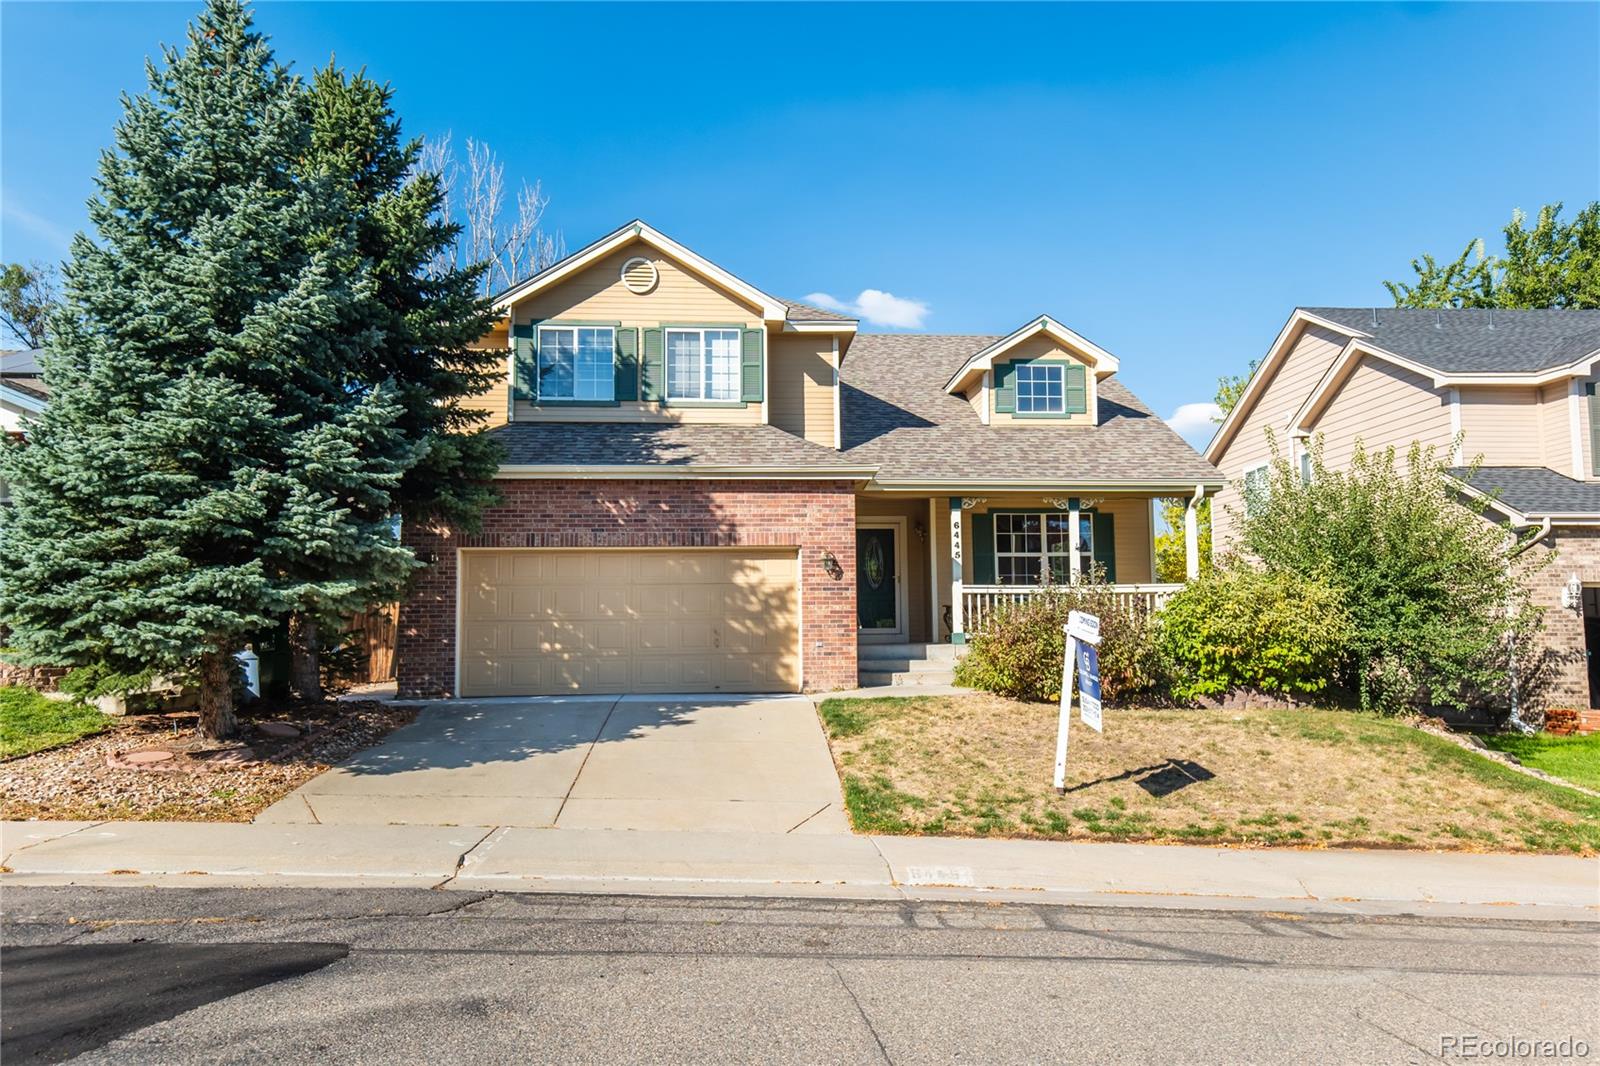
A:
856 527 900 636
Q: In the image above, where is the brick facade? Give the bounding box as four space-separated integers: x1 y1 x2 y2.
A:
1524 526 1600 713
396 479 858 698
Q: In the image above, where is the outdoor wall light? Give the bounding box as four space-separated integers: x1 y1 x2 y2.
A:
1562 573 1583 612
819 549 844 580
914 521 927 543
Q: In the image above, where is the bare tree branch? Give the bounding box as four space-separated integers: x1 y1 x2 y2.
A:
417 134 562 297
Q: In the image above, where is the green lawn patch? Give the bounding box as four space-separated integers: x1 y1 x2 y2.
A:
816 695 1600 854
0 685 113 759
1480 731 1600 792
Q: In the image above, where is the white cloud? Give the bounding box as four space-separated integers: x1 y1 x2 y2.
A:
1165 401 1223 450
803 288 930 329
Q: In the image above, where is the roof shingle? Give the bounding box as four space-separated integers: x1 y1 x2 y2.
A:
1304 308 1600 375
491 421 869 471
1450 465 1600 518
840 334 1220 485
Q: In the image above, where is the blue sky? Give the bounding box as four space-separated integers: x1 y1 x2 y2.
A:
3 2 1597 447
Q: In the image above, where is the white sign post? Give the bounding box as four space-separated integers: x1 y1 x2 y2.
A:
1053 610 1102 793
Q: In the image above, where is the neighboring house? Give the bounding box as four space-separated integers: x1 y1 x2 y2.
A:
396 220 1221 698
1208 307 1600 710
1 348 49 503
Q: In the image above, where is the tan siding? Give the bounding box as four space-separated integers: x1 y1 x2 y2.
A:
1100 497 1154 584
1539 384 1574 475
1308 355 1452 469
1582 374 1599 479
1457 386 1545 465
459 325 510 429
1211 324 1348 549
503 238 767 427
768 334 836 446
514 242 762 327
989 335 1098 428
966 379 986 422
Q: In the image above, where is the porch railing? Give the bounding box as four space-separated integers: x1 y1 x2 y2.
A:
961 583 1183 635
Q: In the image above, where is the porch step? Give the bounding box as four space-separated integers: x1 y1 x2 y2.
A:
858 642 964 662
857 667 959 687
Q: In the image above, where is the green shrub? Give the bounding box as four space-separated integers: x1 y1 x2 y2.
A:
1235 438 1542 714
58 663 157 701
955 581 1165 704
1157 567 1352 702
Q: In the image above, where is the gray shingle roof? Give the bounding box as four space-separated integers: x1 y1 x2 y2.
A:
491 421 870 471
784 299 855 323
1450 465 1600 518
1304 308 1600 375
841 334 1221 485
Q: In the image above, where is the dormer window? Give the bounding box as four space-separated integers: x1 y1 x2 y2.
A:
539 326 615 401
666 328 741 401
1015 364 1066 414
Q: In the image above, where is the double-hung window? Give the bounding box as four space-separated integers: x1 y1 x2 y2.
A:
1242 463 1270 515
992 511 1094 585
539 326 614 401
1014 364 1066 415
665 328 741 402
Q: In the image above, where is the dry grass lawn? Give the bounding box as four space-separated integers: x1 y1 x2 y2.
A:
818 695 1600 854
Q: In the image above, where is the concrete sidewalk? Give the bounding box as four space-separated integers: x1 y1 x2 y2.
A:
4 819 1596 920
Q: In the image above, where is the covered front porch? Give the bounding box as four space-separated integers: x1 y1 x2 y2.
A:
854 487 1208 648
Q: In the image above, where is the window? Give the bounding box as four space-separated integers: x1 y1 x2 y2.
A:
1298 450 1313 485
1014 363 1066 414
539 326 614 401
993 511 1094 585
1242 463 1270 515
665 328 741 401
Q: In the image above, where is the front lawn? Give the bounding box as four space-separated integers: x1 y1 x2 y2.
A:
817 695 1600 854
0 686 112 759
1480 731 1600 792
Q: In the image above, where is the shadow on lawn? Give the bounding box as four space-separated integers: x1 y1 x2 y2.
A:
1063 758 1215 798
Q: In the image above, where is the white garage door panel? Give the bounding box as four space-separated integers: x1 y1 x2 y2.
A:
459 549 800 696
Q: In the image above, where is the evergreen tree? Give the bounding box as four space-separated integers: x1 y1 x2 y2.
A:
0 0 404 735
281 64 503 695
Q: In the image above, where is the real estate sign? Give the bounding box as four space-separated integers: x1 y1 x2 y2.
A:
1054 610 1103 791
1077 639 1102 733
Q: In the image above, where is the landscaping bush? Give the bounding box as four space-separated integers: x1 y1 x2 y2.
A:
955 580 1165 704
1234 438 1543 714
1157 567 1352 703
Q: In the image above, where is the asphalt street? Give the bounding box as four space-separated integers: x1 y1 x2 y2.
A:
2 886 1595 1065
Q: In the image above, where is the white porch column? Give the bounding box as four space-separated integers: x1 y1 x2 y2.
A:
1068 497 1082 583
1184 484 1204 581
949 497 965 642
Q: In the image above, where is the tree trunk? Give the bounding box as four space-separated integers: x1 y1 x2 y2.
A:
196 646 237 739
289 613 323 703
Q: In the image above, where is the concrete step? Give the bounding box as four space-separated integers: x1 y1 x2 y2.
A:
858 642 964 662
857 667 959 687
854 657 954 674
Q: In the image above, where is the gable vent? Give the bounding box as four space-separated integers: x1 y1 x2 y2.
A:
620 256 659 295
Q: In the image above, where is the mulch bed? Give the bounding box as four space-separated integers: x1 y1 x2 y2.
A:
0 698 417 822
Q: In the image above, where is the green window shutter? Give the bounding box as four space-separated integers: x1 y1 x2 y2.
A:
614 328 639 401
1091 511 1116 583
641 328 664 401
512 322 537 401
992 364 1015 414
971 511 995 584
1065 364 1088 414
1587 382 1599 477
741 329 764 402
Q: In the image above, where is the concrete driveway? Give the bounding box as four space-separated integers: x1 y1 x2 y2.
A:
256 695 848 834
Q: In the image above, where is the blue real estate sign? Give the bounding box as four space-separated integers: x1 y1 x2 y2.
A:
1077 640 1103 732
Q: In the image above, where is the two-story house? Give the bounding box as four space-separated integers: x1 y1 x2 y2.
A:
396 221 1222 698
1208 307 1600 710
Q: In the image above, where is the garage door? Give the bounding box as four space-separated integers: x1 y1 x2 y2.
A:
459 549 801 697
